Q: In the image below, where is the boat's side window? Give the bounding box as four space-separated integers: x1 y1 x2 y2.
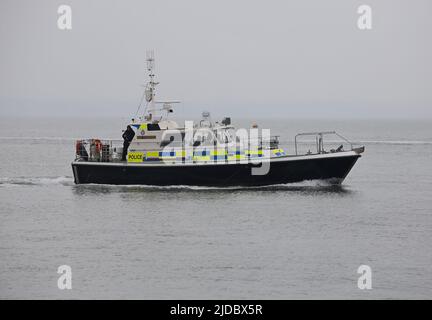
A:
161 132 183 147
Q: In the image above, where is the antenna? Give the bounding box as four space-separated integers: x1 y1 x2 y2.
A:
139 51 180 121
144 50 158 104
146 50 155 75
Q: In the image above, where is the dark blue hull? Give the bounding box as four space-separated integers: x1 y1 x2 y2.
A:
72 152 361 186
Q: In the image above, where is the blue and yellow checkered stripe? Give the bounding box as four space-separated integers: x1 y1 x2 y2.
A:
128 147 286 162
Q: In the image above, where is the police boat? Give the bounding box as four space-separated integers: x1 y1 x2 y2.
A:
71 53 364 186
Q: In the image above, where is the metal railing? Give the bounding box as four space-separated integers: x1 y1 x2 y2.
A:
75 139 124 162
294 131 354 155
76 132 357 162
75 136 283 163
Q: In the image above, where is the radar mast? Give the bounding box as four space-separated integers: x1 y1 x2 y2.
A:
142 51 179 122
143 50 158 120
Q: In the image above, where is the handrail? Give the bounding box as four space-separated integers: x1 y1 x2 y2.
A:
294 131 354 155
75 139 124 162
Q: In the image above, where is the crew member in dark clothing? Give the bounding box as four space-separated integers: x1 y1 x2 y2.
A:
122 125 135 161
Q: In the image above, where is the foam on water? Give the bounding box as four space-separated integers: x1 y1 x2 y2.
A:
0 176 74 186
0 175 338 190
72 178 340 192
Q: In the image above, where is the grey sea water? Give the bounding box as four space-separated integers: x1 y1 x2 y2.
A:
0 117 431 299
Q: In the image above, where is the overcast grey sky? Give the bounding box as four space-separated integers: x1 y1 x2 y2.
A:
1 0 431 118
